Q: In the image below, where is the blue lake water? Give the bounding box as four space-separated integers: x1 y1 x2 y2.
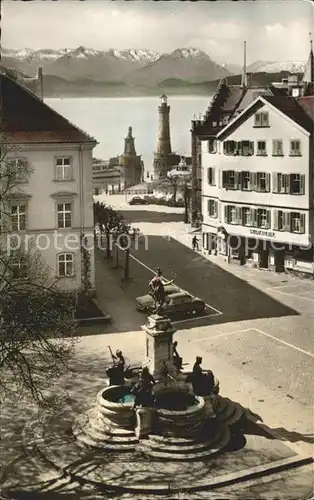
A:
46 96 212 176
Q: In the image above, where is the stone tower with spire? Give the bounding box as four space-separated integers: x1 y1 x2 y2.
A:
301 38 314 96
120 126 144 188
153 94 180 180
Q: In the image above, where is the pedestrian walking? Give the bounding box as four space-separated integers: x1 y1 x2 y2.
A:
192 236 199 251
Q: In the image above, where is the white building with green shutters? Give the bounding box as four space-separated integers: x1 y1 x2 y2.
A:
201 94 314 276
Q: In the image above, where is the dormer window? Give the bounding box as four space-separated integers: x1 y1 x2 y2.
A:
254 112 269 127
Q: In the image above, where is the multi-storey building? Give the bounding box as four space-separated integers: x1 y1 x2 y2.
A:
201 94 314 276
191 43 314 228
0 73 97 291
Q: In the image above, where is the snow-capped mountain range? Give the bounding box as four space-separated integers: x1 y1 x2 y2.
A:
1 46 307 86
1 47 161 63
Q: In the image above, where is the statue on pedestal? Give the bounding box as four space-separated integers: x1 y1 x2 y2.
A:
106 347 126 386
148 267 174 314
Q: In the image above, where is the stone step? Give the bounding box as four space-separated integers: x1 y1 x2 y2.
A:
148 433 201 445
87 410 136 437
140 427 231 461
146 429 226 454
74 430 137 451
80 422 138 445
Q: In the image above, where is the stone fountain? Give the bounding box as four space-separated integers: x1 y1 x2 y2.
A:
73 314 245 461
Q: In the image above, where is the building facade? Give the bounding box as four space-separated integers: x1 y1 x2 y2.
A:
190 44 314 227
201 94 314 276
92 160 122 195
0 74 97 291
92 127 144 194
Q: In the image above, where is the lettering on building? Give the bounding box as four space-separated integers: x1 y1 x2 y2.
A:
249 229 276 238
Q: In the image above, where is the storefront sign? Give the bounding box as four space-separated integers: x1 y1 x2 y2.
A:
249 229 276 238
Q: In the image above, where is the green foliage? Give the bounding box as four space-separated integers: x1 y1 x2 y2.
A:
0 243 77 407
3 67 19 82
80 233 92 297
93 201 127 232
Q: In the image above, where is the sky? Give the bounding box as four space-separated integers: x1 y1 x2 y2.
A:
2 0 313 64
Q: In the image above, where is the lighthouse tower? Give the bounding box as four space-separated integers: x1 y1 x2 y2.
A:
153 94 173 179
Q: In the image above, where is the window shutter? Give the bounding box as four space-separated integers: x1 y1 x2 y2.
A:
241 207 245 225
285 174 291 194
223 142 227 154
249 141 254 155
224 205 229 222
235 171 240 188
250 172 257 191
300 213 305 234
300 174 305 195
235 206 242 224
272 172 278 193
266 173 271 192
266 210 271 229
222 171 227 188
273 210 279 230
255 113 261 126
207 167 211 184
212 167 216 185
238 171 242 189
284 212 291 231
214 201 218 218
251 208 257 227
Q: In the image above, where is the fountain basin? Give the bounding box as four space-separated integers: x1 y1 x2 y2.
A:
96 386 135 429
154 390 205 437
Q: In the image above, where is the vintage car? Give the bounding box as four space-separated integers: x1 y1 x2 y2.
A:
128 196 148 205
135 284 180 312
155 291 206 316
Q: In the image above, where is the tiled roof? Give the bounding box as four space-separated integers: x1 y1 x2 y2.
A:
263 95 313 133
0 74 97 144
297 96 314 123
193 84 277 138
4 130 96 144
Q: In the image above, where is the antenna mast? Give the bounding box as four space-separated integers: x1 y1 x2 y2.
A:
241 41 247 88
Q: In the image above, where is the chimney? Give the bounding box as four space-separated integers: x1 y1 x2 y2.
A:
241 41 247 88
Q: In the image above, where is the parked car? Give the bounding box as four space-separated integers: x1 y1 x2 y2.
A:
176 198 185 207
136 284 181 312
149 291 205 316
129 196 148 205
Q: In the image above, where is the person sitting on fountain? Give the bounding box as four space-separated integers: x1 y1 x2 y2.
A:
149 267 174 313
172 341 183 371
192 356 215 396
131 366 156 410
